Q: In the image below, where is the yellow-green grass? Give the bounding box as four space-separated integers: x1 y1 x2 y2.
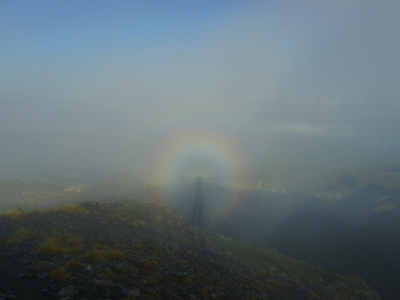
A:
84 248 125 263
50 267 68 281
1 210 24 220
38 237 66 255
7 227 35 244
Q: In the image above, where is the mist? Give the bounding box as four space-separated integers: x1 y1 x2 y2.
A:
1 1 400 184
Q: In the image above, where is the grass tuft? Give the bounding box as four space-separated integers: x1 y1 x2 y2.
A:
50 267 68 281
67 237 84 253
67 237 82 247
84 248 125 263
134 240 146 250
61 205 85 214
137 258 154 269
84 249 106 263
38 237 66 254
66 258 82 270
113 204 152 224
104 249 125 260
100 268 115 279
7 227 35 244
2 210 24 220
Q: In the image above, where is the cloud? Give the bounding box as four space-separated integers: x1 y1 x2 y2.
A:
1 1 400 181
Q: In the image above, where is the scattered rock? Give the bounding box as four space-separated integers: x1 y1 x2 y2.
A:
127 287 140 298
28 261 57 272
37 272 48 279
58 285 78 298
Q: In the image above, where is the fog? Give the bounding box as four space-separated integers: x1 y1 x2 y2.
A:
1 2 400 298
1 1 400 183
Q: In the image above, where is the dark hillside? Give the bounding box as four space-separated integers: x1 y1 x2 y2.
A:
210 183 400 300
0 201 380 300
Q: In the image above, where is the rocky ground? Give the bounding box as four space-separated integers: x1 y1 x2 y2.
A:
0 200 380 300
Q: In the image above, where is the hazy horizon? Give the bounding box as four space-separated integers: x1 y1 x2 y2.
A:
1 1 400 184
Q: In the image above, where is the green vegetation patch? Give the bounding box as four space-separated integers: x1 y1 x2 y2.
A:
50 267 68 281
1 210 24 221
65 258 83 270
113 203 152 224
7 227 35 244
84 248 125 263
37 230 83 254
38 237 66 254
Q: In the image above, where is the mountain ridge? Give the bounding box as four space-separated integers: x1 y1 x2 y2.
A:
0 200 380 300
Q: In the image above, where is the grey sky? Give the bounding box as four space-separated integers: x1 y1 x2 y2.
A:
1 1 400 182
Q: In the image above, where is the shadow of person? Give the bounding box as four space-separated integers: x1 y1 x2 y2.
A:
191 177 204 227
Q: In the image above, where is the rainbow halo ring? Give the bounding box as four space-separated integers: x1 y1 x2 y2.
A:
145 129 248 189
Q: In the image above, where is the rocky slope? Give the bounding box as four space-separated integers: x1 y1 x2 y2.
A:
0 200 380 300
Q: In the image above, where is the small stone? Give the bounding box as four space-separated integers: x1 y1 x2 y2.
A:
174 271 186 277
127 288 140 298
28 261 57 272
93 279 114 287
42 289 58 297
58 285 78 298
21 257 30 264
38 272 48 279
